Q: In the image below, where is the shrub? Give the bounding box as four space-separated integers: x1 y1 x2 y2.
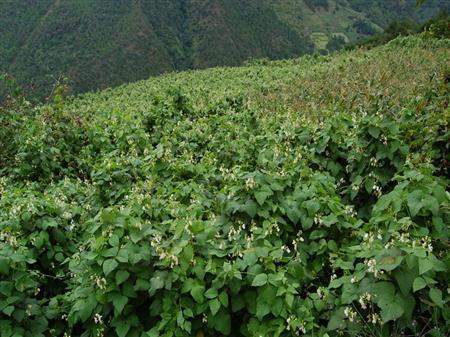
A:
0 36 448 336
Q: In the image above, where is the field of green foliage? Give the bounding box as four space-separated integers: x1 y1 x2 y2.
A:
0 35 449 337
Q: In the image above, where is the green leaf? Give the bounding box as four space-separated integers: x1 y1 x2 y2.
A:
327 308 346 330
429 288 443 308
130 230 144 244
209 311 231 335
0 258 9 275
242 200 257 218
413 277 427 292
209 299 221 316
182 278 194 293
115 270 130 285
109 234 120 247
103 259 119 276
372 282 395 302
394 267 415 296
310 229 327 240
184 308 194 318
41 219 58 229
373 194 392 213
368 126 380 138
285 293 294 308
379 296 404 322
328 276 346 289
252 273 268 287
111 293 128 314
2 306 14 316
271 298 283 317
116 322 131 337
102 247 119 258
365 178 374 193
407 190 423 217
418 258 433 275
219 291 229 307
322 214 338 227
259 285 277 305
429 254 446 272
423 276 438 286
243 251 258 267
254 189 272 206
146 327 159 337
232 295 245 312
135 278 150 291
378 255 403 271
190 285 205 303
302 200 320 217
422 195 439 215
149 276 165 294
286 206 301 224
75 294 97 322
256 301 270 319
205 288 218 299
176 310 184 326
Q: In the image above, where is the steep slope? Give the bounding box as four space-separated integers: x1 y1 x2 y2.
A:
0 0 448 100
5 1 181 96
0 0 53 68
0 35 449 337
187 0 313 68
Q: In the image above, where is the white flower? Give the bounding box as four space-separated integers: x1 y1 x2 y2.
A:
373 184 382 197
369 313 381 324
358 292 372 310
245 176 256 190
365 259 377 273
94 313 103 324
316 287 325 299
92 275 107 290
345 205 357 217
343 306 357 322
281 245 291 254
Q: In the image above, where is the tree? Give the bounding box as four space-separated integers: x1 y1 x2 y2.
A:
416 0 426 6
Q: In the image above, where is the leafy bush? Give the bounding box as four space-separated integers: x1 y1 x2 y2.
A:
304 0 329 11
0 36 449 336
353 20 377 36
326 36 346 52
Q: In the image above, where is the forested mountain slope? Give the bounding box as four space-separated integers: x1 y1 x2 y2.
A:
0 0 448 99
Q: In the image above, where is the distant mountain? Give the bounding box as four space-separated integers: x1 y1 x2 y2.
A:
0 0 448 100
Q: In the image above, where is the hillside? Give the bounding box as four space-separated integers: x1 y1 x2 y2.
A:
0 35 449 337
0 0 448 100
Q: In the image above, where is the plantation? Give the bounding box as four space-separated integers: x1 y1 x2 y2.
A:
0 35 449 336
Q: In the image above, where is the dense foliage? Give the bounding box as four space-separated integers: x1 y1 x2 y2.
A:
1 0 449 101
0 35 449 337
304 0 330 11
351 11 449 49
